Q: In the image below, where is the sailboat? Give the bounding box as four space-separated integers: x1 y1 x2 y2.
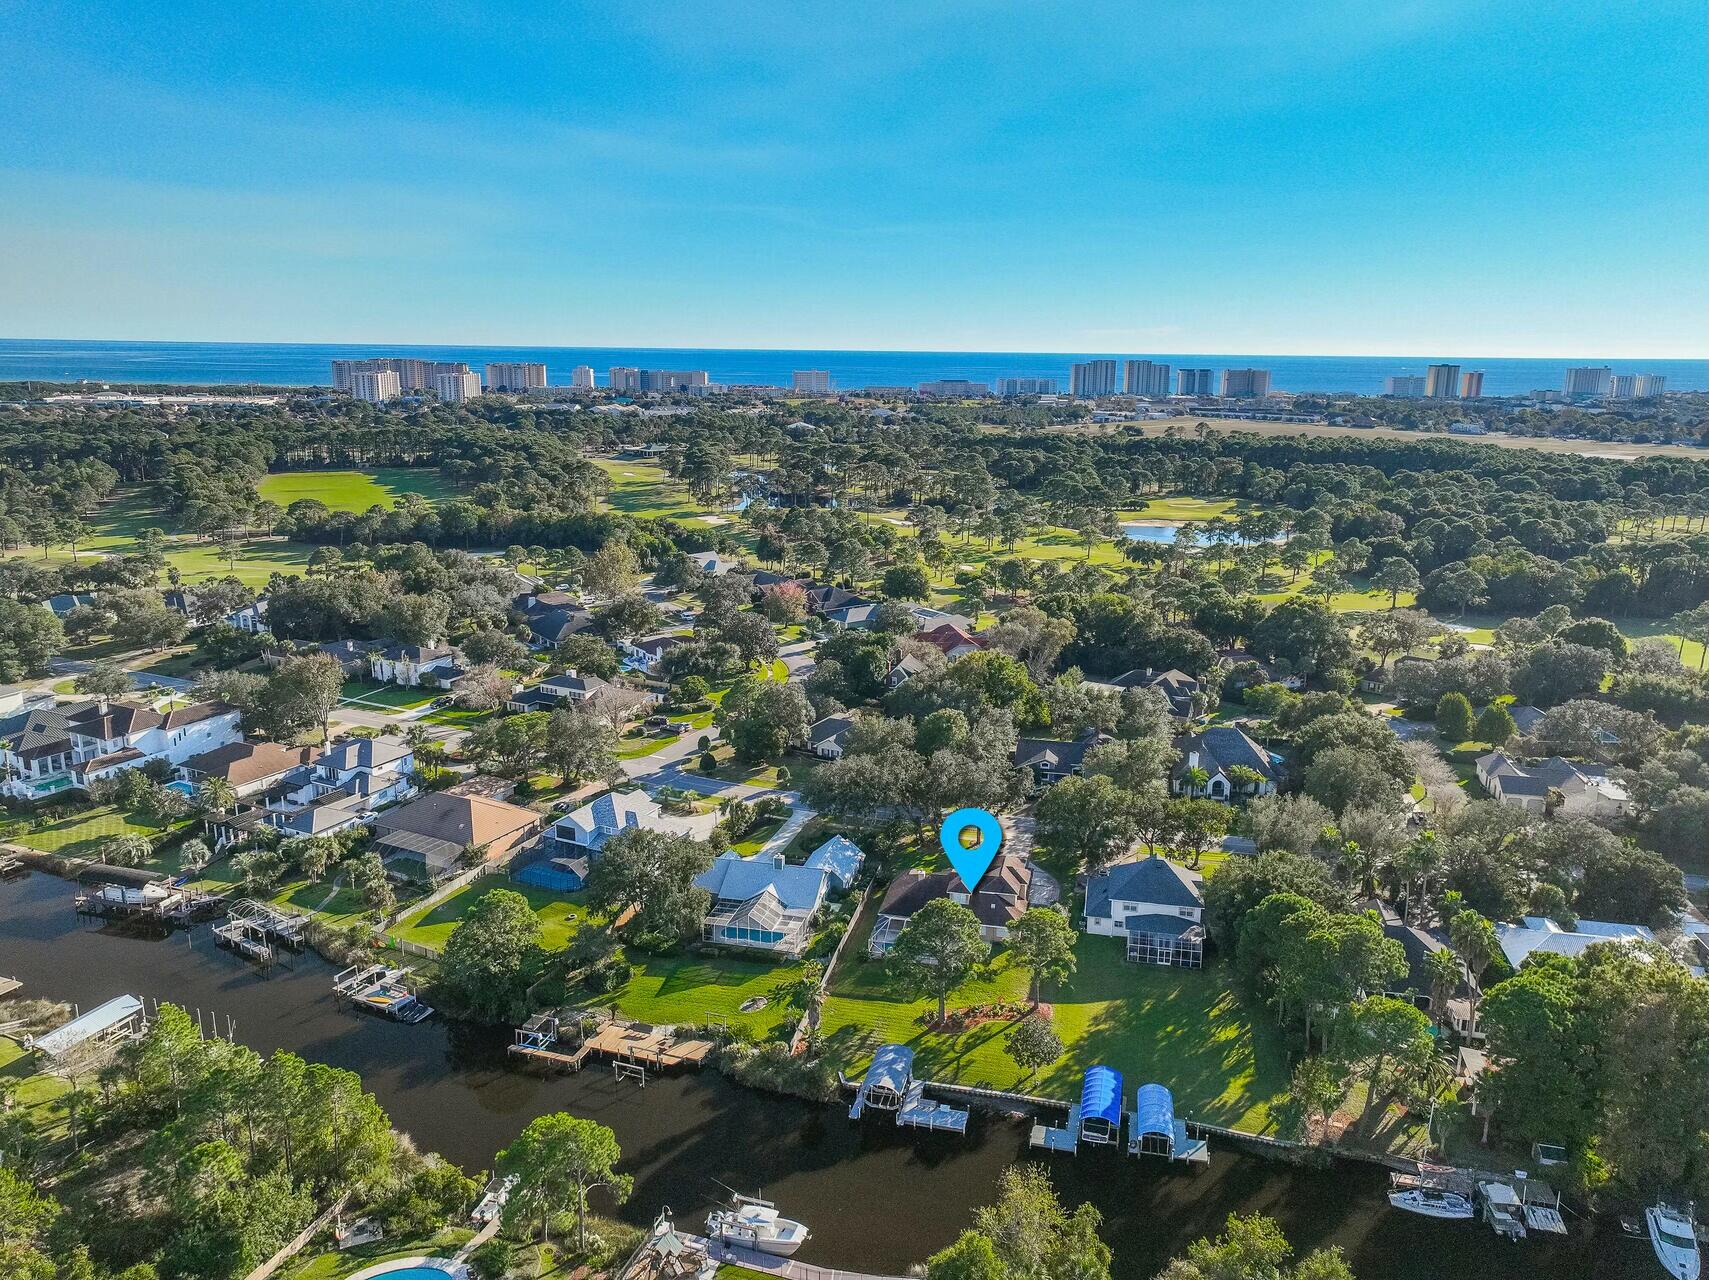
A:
705 1193 811 1257
1646 1204 1701 1280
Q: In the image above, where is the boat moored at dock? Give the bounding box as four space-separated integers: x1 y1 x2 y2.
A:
705 1194 811 1257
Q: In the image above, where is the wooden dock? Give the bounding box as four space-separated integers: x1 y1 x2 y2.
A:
508 1012 713 1074
0 977 21 1000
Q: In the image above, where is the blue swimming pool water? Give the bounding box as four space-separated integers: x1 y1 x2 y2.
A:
165 781 195 796
367 1268 454 1280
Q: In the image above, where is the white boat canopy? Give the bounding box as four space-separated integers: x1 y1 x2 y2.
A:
32 994 144 1058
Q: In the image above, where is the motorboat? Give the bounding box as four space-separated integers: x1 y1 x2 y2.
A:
1388 1186 1475 1220
1647 1204 1701 1280
706 1193 811 1257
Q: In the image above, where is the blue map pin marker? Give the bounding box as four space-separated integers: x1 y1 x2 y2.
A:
940 807 1003 892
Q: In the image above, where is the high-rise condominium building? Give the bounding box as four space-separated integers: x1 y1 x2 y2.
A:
997 376 1058 395
1460 370 1485 398
1177 368 1216 396
635 369 709 393
1425 364 1462 399
792 370 832 394
1634 373 1667 397
1610 375 1639 400
1221 368 1272 399
608 367 641 392
1122 360 1172 398
570 365 595 389
434 371 482 403
484 362 547 392
332 358 473 396
918 379 990 397
1384 376 1426 398
1070 360 1120 398
348 370 401 403
1563 366 1612 397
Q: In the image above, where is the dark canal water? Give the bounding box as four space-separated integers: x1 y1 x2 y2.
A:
0 872 1645 1279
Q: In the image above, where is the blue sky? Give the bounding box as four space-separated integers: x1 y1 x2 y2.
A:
1 1 1704 357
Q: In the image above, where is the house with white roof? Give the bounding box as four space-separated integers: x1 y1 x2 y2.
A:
538 788 720 889
1083 855 1205 967
0 697 242 801
695 851 830 955
805 835 865 890
1475 751 1629 819
1494 916 1654 969
687 550 735 577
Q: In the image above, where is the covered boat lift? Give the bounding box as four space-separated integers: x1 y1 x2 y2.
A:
1128 1082 1209 1164
1030 1065 1121 1153
30 994 145 1058
849 1044 968 1133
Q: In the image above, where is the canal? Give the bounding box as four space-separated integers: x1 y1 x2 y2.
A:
0 872 1645 1278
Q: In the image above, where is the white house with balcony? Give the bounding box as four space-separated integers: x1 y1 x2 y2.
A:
0 697 241 802
1083 855 1205 967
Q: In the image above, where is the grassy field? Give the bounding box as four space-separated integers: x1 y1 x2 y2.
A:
256 467 459 512
6 804 181 863
0 1036 73 1141
819 919 1289 1134
588 457 736 528
394 875 589 952
279 1228 475 1280
598 952 806 1038
340 679 438 709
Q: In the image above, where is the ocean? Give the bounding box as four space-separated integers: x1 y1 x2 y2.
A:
0 337 1703 398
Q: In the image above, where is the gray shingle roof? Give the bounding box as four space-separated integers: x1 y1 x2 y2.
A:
1174 726 1275 780
1085 855 1203 917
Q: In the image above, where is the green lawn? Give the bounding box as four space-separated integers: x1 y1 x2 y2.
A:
730 818 785 856
256 467 459 513
0 1036 74 1142
587 457 734 527
393 875 588 952
340 679 438 709
600 952 806 1038
279 1228 475 1280
820 924 1289 1134
7 804 179 862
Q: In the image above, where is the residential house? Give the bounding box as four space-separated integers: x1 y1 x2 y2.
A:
806 715 854 760
694 851 830 955
1013 728 1110 786
620 633 684 674
40 593 96 620
1217 648 1304 692
504 670 612 714
225 597 269 633
905 606 974 633
370 643 466 688
1082 855 1205 967
211 734 420 845
1495 915 1655 968
371 790 543 880
1474 752 1629 819
687 550 734 577
261 638 381 674
178 741 319 798
1171 726 1279 799
804 835 865 890
1088 668 1201 720
869 853 1032 954
825 601 879 629
0 697 242 801
537 787 721 889
805 585 867 616
524 608 595 650
918 623 984 660
1507 705 1547 736
885 654 928 689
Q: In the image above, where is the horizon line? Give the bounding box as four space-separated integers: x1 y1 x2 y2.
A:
3 333 1705 365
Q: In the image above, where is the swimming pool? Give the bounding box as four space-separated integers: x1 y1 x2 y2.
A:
346 1260 465 1280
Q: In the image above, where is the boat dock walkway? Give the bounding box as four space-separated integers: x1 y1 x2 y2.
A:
686 1229 911 1280
1031 1104 1083 1152
213 899 308 967
508 1011 714 1074
332 964 433 1024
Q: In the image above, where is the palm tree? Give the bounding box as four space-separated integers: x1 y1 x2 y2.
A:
196 776 238 815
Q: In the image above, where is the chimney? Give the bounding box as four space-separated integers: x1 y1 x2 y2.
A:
773 853 786 868
1187 750 1200 769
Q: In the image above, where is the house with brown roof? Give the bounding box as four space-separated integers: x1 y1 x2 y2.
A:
178 741 320 798
371 790 543 880
868 853 1033 955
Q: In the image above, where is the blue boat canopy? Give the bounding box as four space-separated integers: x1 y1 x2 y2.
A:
868 1043 915 1093
1134 1083 1175 1139
1079 1065 1123 1125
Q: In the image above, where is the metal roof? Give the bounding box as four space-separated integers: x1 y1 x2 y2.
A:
867 1043 915 1093
1080 1065 1123 1126
1133 1083 1176 1139
34 994 143 1057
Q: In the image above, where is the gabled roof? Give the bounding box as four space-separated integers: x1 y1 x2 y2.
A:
1175 725 1275 780
918 623 985 655
372 790 540 850
1508 705 1546 735
694 851 829 913
963 853 1031 926
805 835 865 889
321 735 412 773
1013 728 1108 774
876 869 959 919
528 608 595 642
807 715 854 749
1085 855 1203 916
377 642 456 663
182 740 319 786
1495 916 1654 969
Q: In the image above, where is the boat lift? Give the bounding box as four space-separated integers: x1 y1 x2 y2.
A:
848 1044 969 1134
1128 1083 1209 1165
332 963 433 1024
